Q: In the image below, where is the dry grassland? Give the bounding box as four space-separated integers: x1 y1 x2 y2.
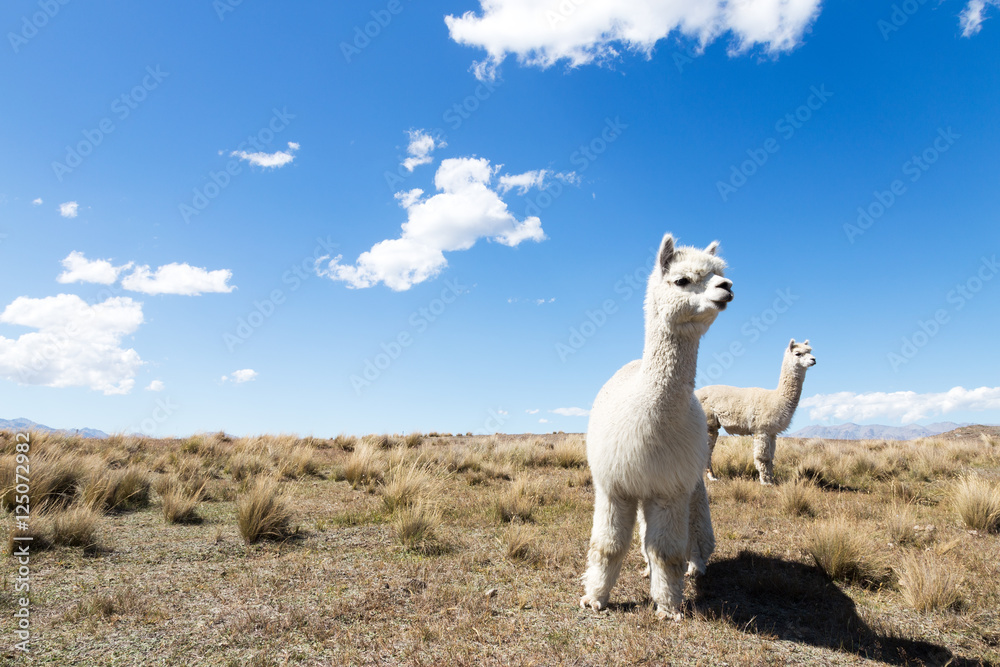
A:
1 429 999 666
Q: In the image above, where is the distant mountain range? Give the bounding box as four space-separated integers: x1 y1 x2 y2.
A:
0 418 108 440
787 422 972 441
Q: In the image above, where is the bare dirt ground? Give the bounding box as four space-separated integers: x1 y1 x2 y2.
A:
2 430 998 666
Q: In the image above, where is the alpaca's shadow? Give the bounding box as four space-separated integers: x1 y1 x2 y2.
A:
693 551 992 667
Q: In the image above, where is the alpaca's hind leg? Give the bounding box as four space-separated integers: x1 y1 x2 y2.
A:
686 476 715 577
753 433 776 485
638 506 651 577
705 425 721 481
581 489 637 612
642 496 690 621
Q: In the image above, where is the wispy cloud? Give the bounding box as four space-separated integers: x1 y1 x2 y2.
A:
401 129 445 172
526 408 539 414
551 407 589 417
222 368 258 383
32 198 42 205
960 0 998 36
316 156 546 291
59 201 78 218
447 0 823 81
802 386 1000 424
231 141 299 168
145 380 164 391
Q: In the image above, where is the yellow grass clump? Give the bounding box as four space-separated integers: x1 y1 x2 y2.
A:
896 552 963 612
950 473 1000 533
236 478 293 544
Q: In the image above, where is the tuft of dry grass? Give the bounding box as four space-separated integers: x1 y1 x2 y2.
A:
807 517 885 586
380 460 442 513
341 441 385 489
711 436 757 480
727 478 760 503
7 514 53 554
275 445 319 479
79 467 151 512
951 473 1000 533
779 479 816 517
1 453 86 511
228 452 271 482
896 552 964 612
392 502 443 555
491 478 539 523
50 505 101 549
550 438 587 469
886 502 920 546
162 482 204 524
501 522 539 563
236 478 293 544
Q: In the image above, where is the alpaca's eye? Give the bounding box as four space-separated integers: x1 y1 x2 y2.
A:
795 352 802 357
673 277 690 287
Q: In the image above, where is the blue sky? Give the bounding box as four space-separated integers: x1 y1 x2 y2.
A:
1 0 998 437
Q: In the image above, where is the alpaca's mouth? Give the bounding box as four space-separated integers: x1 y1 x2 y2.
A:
710 291 734 310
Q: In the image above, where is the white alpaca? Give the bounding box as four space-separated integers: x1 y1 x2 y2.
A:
580 233 733 621
697 339 816 485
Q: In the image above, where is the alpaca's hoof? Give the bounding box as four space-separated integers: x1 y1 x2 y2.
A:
579 595 605 612
706 471 718 482
686 560 705 578
655 605 683 622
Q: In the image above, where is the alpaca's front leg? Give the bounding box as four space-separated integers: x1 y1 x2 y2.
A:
641 497 690 621
686 476 714 576
638 506 651 577
581 489 637 612
752 434 776 485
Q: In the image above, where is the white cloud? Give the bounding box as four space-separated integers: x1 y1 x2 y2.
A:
121 263 235 296
960 0 998 36
526 408 539 414
498 169 548 194
57 251 132 285
0 294 143 395
223 368 258 384
231 141 299 168
59 201 79 218
539 418 549 423
146 380 164 391
801 386 1000 424
402 130 446 172
535 297 555 305
446 0 823 80
32 198 43 205
317 156 546 291
552 407 590 417
497 170 579 194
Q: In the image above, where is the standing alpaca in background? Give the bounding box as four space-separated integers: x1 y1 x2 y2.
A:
697 339 816 485
581 233 734 621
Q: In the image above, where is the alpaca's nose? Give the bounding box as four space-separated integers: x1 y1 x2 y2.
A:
718 279 733 291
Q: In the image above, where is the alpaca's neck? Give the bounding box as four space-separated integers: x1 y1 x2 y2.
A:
774 364 806 428
639 320 701 419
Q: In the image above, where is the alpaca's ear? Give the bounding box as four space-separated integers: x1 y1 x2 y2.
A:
803 339 810 346
705 240 720 256
657 233 675 275
788 338 796 350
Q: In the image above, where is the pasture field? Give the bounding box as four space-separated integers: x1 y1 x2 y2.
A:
2 429 999 666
